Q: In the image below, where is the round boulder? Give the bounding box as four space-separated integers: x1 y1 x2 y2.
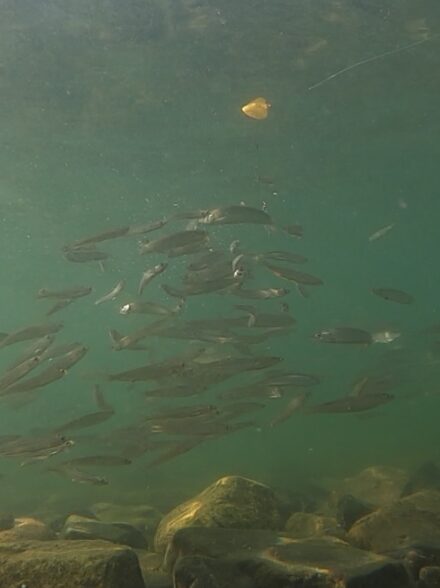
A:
154 476 282 553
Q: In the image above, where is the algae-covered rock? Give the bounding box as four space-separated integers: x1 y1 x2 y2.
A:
154 476 282 553
62 514 147 549
0 539 145 588
347 490 440 553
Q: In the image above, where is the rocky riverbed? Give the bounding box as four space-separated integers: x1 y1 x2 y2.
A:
1 463 440 587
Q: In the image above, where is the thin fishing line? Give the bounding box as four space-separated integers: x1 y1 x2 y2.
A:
308 36 435 90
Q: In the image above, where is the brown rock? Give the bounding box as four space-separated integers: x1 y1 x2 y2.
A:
0 517 54 542
154 476 282 553
0 539 145 587
348 490 440 553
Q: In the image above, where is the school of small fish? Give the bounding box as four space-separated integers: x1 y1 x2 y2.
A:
0 200 421 485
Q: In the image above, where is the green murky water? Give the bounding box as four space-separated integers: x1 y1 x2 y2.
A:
0 0 439 517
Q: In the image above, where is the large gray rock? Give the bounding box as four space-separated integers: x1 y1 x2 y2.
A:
348 490 440 553
0 539 145 588
265 538 411 588
163 526 283 572
62 514 148 549
154 476 282 553
166 528 411 588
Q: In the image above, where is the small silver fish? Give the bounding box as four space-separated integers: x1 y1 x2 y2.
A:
264 262 323 286
230 240 241 254
95 280 125 305
61 455 131 468
372 330 401 344
37 286 92 299
0 323 63 349
307 392 394 413
283 224 304 238
127 218 168 236
50 465 109 486
4 335 54 371
70 226 130 247
371 287 414 305
368 223 394 242
313 327 372 345
0 356 42 391
232 286 289 300
109 327 152 351
138 263 167 295
119 300 183 316
63 246 109 263
46 299 75 316
199 205 273 226
270 391 310 427
0 434 74 461
258 251 308 264
144 404 220 421
139 230 208 256
232 254 245 273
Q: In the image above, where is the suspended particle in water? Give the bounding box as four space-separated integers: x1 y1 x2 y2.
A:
241 97 271 120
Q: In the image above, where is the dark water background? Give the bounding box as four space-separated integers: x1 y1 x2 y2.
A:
0 0 439 515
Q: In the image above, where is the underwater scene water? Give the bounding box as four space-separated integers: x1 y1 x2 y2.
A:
1 0 440 586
